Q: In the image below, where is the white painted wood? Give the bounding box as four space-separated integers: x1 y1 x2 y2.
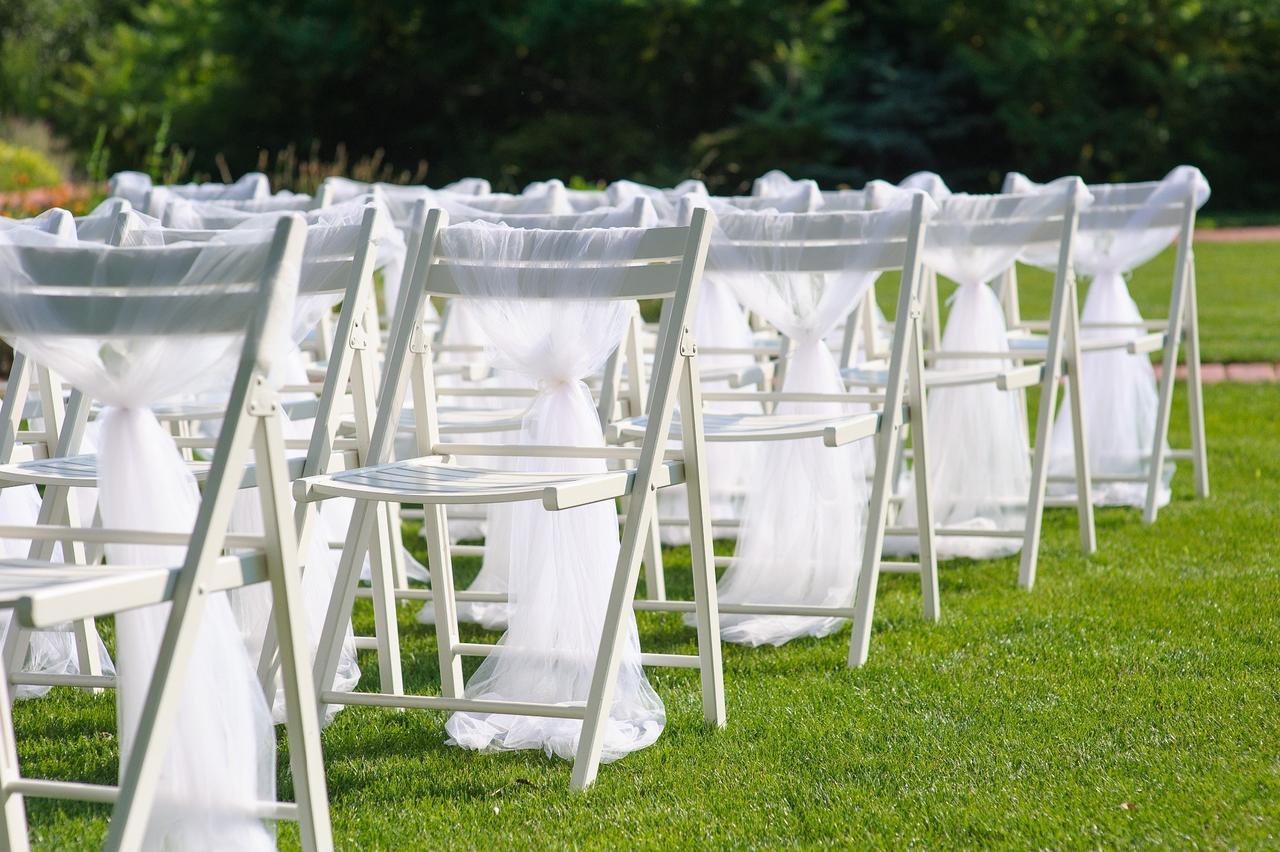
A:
0 216 333 850
295 205 722 790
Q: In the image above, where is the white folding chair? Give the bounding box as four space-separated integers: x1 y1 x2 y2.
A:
0 211 111 696
854 182 1094 591
0 215 332 850
392 201 661 624
0 204 389 708
297 207 724 789
611 196 938 664
1003 167 1210 523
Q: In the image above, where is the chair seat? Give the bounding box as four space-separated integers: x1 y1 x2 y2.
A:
340 406 527 439
0 453 302 490
607 411 881 447
0 553 268 629
1008 328 1165 355
843 364 1026 390
296 456 686 510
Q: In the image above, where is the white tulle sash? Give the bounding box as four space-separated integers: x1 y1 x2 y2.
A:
100 406 275 849
1048 269 1171 507
709 339 869 646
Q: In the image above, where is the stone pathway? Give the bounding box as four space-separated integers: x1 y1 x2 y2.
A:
1154 362 1279 383
1194 226 1280 243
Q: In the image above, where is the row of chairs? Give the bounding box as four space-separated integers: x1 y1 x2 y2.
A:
0 163 1207 848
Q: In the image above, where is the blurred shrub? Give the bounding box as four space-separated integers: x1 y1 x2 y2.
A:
0 142 64 192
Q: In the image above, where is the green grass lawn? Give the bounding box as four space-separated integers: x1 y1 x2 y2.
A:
11 238 1280 848
13 382 1279 849
869 241 1277 365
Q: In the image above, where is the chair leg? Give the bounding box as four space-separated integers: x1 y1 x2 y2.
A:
0 648 30 852
908 385 939 622
1 625 30 698
570 499 653 790
70 619 105 694
104 597 211 850
641 514 666 602
1020 375 1055 590
366 502 404 696
1184 264 1209 499
422 503 464 698
314 500 376 704
268 555 334 852
385 506 409 590
1144 325 1181 525
677 360 724 726
1064 279 1097 555
848 423 898 668
1145 209 1195 524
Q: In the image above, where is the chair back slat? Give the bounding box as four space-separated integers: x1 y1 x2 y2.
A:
0 217 303 339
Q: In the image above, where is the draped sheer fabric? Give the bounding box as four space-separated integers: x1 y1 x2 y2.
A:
521 178 609 212
642 196 773 547
751 169 804 197
1008 166 1210 507
73 198 134 244
709 182 822 216
898 171 954 201
694 208 920 645
879 182 1091 558
0 210 117 696
605 179 708 226
323 176 490 206
436 222 664 762
164 196 408 309
135 199 419 713
110 171 270 219
422 201 660 628
0 224 298 848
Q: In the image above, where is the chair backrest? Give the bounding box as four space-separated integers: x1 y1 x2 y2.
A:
323 176 491 203
820 189 870 211
160 191 327 226
1004 171 1200 240
0 225 299 340
452 188 570 216
143 204 383 300
0 209 76 239
429 199 658 421
0 218 305 478
0 210 91 462
929 189 1082 250
132 173 271 216
369 208 713 468
444 197 655 230
709 181 821 214
74 198 132 243
523 179 608 213
1076 182 1189 232
711 206 925 274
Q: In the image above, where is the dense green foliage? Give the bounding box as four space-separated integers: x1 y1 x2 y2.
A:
13 377 1279 848
1 0 1278 205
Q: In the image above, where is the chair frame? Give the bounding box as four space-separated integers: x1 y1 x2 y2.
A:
850 184 1093 594
296 206 724 789
611 196 941 667
998 176 1206 525
0 216 333 851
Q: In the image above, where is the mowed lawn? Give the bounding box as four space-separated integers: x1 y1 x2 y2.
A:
12 245 1280 849
871 239 1276 365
